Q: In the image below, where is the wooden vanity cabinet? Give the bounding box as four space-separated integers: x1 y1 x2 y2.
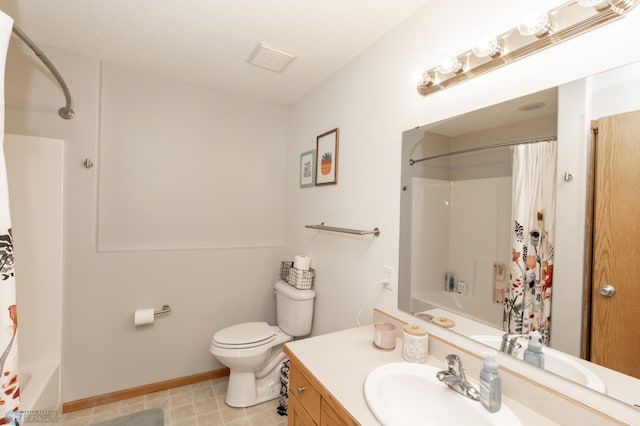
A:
286 350 359 426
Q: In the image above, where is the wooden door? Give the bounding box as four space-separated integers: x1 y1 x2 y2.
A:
590 110 640 379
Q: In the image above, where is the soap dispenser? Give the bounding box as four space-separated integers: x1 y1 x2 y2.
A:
479 350 501 413
523 331 545 368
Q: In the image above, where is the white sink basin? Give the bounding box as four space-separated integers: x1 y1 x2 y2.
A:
364 362 522 426
470 335 606 393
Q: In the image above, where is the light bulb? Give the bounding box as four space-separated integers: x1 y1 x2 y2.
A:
436 54 463 75
576 0 609 9
418 71 434 87
518 11 553 37
472 35 502 58
416 71 435 95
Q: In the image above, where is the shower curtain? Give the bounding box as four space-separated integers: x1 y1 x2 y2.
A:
0 11 21 424
504 140 557 345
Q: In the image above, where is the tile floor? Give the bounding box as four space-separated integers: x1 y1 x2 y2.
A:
59 377 288 426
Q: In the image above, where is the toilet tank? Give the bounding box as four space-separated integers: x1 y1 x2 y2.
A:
275 280 316 337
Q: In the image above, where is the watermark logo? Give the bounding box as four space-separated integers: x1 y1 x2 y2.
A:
5 409 60 424
5 409 21 425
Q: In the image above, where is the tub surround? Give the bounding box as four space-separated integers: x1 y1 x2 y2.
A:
20 364 60 412
283 309 639 425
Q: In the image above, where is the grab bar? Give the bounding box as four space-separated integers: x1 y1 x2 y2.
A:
305 222 380 237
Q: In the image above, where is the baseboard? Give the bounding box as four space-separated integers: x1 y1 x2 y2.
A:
62 368 230 413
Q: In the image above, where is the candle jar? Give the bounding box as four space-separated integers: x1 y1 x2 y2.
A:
402 324 428 363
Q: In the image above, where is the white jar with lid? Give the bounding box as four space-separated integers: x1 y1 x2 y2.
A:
402 324 428 363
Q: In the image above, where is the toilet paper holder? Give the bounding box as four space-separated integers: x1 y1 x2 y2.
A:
154 304 172 317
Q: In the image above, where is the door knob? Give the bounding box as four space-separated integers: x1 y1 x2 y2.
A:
599 284 616 297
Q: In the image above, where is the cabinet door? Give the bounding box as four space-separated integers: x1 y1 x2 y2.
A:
289 392 317 426
289 362 322 421
321 396 360 426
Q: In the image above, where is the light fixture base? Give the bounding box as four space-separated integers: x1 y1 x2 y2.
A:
417 0 640 97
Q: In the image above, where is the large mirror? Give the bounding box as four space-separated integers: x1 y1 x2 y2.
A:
398 60 640 407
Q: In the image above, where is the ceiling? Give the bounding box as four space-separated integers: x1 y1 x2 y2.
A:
1 0 427 105
424 87 558 138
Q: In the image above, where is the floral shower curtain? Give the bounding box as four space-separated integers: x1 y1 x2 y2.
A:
504 140 557 345
0 11 21 423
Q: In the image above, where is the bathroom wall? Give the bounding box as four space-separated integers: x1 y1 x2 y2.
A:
4 41 288 401
97 66 287 251
409 176 511 328
408 178 449 301
591 61 640 118
284 0 640 339
449 177 511 325
4 0 640 405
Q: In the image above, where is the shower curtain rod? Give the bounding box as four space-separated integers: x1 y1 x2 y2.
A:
409 136 555 165
11 24 74 119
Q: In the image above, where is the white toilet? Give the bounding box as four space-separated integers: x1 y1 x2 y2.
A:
209 280 316 407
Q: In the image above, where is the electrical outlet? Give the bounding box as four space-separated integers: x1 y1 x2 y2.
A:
383 265 394 290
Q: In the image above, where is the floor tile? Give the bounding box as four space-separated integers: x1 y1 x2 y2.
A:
61 378 284 426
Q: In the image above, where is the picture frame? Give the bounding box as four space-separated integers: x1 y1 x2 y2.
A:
299 149 316 188
315 128 339 185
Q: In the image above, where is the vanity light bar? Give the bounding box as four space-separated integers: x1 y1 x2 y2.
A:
417 0 640 96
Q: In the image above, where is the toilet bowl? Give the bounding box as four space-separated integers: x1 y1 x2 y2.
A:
210 322 292 407
210 281 315 407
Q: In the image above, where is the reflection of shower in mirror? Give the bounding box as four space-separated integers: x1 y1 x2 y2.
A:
399 60 640 408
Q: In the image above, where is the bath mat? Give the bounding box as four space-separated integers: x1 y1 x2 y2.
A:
90 408 164 426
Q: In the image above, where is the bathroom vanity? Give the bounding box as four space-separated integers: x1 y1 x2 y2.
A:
284 326 402 425
283 310 640 425
283 325 544 424
286 352 357 425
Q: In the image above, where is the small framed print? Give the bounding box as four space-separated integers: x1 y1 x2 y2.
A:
315 128 339 185
300 150 316 188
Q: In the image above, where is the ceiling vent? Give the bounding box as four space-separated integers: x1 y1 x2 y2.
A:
247 42 296 73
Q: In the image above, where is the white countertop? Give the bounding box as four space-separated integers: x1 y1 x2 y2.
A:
284 324 555 425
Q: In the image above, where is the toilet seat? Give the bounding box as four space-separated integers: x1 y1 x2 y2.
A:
212 322 276 349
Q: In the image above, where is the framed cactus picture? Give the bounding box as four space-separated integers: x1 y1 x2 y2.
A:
315 128 339 185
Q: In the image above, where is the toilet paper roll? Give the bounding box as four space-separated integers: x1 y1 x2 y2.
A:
293 255 311 271
134 308 155 326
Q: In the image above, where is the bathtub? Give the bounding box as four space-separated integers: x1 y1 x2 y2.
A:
20 363 61 412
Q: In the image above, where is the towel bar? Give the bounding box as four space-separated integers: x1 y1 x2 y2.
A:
305 222 380 237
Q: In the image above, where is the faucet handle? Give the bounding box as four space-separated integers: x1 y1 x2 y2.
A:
501 333 523 343
444 354 468 380
445 354 461 370
439 354 479 401
500 333 523 355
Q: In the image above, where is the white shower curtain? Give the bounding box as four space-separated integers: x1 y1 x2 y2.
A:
0 10 21 423
504 140 557 344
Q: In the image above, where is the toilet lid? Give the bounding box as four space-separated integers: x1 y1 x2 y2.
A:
213 321 275 346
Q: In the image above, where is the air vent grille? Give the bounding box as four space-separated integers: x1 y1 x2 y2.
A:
247 42 296 73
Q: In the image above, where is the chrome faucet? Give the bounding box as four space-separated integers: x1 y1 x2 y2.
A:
436 354 480 401
500 333 523 356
